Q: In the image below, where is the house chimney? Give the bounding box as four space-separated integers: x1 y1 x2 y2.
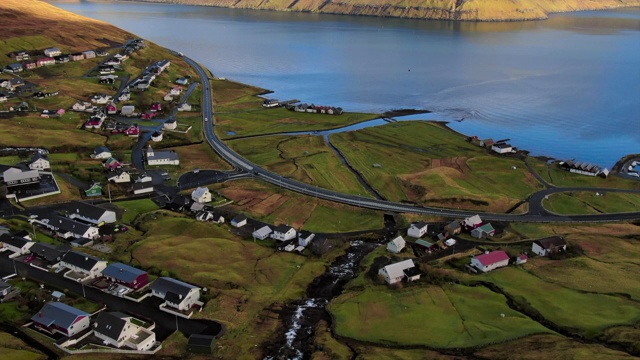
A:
85 257 88 261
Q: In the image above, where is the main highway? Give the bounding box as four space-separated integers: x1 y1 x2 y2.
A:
183 56 640 223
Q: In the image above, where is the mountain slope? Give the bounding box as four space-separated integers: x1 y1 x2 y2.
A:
119 0 640 21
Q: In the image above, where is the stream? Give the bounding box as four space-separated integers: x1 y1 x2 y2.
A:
263 240 378 360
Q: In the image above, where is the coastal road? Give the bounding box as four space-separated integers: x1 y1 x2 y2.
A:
183 56 640 223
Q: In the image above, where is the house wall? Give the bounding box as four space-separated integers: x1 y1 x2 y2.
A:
386 242 404 253
471 258 509 273
407 225 427 238
167 288 200 311
378 268 403 284
299 235 315 247
532 243 546 256
272 229 296 241
471 228 487 239
68 316 90 337
231 220 246 228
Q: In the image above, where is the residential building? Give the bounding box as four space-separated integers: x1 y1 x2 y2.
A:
471 223 496 239
2 168 40 187
298 231 315 247
471 251 510 273
151 131 163 142
132 182 154 195
211 214 224 224
462 215 483 230
107 168 131 184
253 226 272 240
386 236 406 253
81 50 96 59
407 222 429 238
231 214 247 228
151 277 200 311
93 312 156 350
28 152 50 170
444 220 462 235
378 259 420 285
101 263 149 290
29 242 65 264
0 233 34 255
271 224 296 241
516 254 528 265
64 200 117 225
31 302 90 337
60 251 107 279
532 236 568 257
164 119 177 130
37 215 100 239
43 47 62 57
191 187 212 203
491 143 513 154
146 145 180 166
84 183 103 197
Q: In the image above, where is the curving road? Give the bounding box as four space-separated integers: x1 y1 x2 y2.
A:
183 56 640 223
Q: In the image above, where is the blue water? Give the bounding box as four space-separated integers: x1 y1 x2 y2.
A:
48 1 640 167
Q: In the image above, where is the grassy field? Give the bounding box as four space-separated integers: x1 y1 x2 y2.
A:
114 198 159 224
543 191 640 215
0 333 45 360
215 179 382 232
480 267 640 337
228 135 369 195
330 121 543 212
329 283 551 347
531 162 640 190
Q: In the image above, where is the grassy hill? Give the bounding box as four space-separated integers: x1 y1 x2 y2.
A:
119 0 640 21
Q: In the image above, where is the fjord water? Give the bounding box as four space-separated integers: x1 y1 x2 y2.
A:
50 1 640 167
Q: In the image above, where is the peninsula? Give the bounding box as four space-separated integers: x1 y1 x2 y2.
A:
121 0 640 21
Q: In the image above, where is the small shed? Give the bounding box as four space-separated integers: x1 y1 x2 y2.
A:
187 334 215 355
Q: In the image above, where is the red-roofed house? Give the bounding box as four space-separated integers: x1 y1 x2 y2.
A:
106 103 117 115
471 251 510 273
36 57 55 67
150 102 161 112
516 254 528 265
123 125 139 137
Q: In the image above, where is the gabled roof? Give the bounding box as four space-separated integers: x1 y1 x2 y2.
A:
30 152 48 163
30 242 65 262
493 142 512 149
534 236 567 250
473 251 510 267
273 224 294 234
51 215 94 236
477 223 495 233
0 233 33 248
446 220 461 230
191 187 210 198
94 312 127 341
411 222 429 229
381 259 415 279
403 266 421 278
389 236 405 248
463 215 482 227
31 302 88 329
61 250 103 271
231 214 247 223
254 226 272 237
65 201 113 222
299 230 314 239
151 277 198 300
102 262 146 283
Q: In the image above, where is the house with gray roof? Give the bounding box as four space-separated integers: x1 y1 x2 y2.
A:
2 168 40 187
93 312 156 350
101 263 149 290
146 145 179 166
60 251 107 280
0 233 34 255
386 236 406 254
31 302 90 337
30 242 65 264
252 225 272 241
151 277 200 311
64 200 116 225
35 215 99 240
378 259 420 285
92 146 112 160
407 222 429 238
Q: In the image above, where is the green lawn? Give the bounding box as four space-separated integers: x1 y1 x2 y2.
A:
329 284 551 347
543 165 640 190
302 203 382 233
114 199 159 224
543 191 640 215
481 267 640 337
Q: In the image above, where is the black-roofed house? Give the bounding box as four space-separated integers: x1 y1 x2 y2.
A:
101 262 149 290
0 280 12 298
35 215 100 240
298 230 315 247
29 242 65 264
91 146 112 160
187 334 215 355
28 152 50 170
150 277 201 312
31 302 90 337
0 233 35 255
407 222 429 238
444 220 462 235
271 224 296 241
378 259 420 285
230 214 247 228
60 251 107 281
64 200 116 225
532 236 568 257
93 312 156 350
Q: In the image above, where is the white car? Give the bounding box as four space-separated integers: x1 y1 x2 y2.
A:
204 118 208 122
445 239 456 247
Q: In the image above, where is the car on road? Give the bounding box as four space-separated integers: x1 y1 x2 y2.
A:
204 118 208 122
193 168 200 174
24 254 35 263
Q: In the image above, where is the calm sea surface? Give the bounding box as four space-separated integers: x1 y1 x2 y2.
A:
49 1 640 167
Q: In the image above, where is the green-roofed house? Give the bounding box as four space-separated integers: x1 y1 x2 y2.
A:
84 183 103 197
471 223 496 239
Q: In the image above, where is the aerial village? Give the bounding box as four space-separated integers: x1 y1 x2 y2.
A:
0 30 635 358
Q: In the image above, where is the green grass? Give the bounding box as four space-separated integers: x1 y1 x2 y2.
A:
544 191 640 215
0 333 45 360
545 165 640 190
115 199 159 224
481 267 640 337
302 203 382 233
329 283 551 348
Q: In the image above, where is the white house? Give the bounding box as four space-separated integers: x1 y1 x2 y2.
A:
107 169 131 184
532 236 568 257
64 200 117 225
0 233 34 255
43 47 61 57
3 168 41 187
93 312 156 351
29 152 50 170
271 224 296 241
151 277 200 311
146 145 180 166
386 236 406 253
378 259 420 285
491 143 513 154
90 94 113 104
298 230 315 247
33 215 100 240
121 105 135 116
211 214 225 224
462 215 483 230
164 119 177 130
177 103 192 112
60 251 107 280
92 146 112 160
132 182 154 195
191 187 212 203
253 226 272 240
407 222 429 238
231 214 247 228
470 251 510 273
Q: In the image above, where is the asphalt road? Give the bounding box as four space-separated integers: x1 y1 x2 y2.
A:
182 56 640 223
0 255 222 340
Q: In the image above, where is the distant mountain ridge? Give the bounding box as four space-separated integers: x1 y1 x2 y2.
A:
116 0 640 21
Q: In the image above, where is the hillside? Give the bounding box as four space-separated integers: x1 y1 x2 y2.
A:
0 0 132 50
120 0 640 21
